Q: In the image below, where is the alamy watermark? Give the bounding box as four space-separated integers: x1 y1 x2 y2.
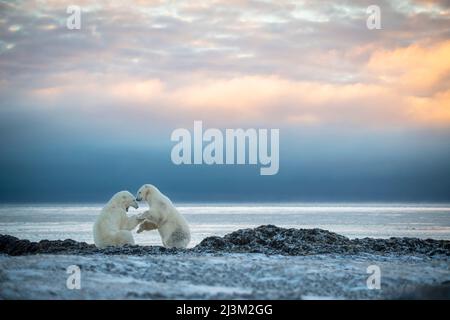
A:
66 265 81 290
366 265 381 289
171 121 279 175
63 4 380 32
66 5 81 30
366 5 381 30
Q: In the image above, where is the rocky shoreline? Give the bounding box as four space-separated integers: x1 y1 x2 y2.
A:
1 225 449 299
1 225 449 256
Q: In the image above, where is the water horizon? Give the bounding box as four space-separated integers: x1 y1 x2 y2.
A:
1 202 450 246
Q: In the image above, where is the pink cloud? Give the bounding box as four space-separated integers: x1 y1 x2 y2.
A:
22 41 450 129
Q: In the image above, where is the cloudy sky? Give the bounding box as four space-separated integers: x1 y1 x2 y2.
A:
0 0 449 202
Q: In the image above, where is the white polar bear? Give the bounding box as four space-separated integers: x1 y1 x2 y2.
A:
93 191 142 248
136 184 191 249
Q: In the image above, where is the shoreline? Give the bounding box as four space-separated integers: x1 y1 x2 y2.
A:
1 225 449 299
1 225 449 256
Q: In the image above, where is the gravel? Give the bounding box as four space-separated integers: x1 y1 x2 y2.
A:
1 225 449 257
1 225 448 299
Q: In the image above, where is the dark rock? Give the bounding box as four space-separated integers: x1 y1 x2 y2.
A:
196 236 227 251
0 225 449 257
195 225 449 256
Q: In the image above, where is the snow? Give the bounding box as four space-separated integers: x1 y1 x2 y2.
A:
1 253 448 299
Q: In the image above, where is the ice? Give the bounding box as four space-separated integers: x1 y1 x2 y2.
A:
0 253 448 299
1 203 450 247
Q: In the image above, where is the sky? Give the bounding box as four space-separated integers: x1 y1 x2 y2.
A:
0 0 450 202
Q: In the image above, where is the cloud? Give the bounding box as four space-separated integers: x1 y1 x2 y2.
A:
367 40 450 96
0 0 449 132
6 39 448 130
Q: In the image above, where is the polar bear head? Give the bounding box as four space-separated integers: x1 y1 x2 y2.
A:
110 191 139 212
136 184 160 203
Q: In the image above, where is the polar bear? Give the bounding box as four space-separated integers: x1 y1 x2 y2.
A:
93 191 142 248
135 184 191 248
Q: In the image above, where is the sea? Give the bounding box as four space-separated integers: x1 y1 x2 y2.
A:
1 203 450 247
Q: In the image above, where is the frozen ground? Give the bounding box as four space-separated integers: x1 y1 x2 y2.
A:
0 253 449 299
1 225 449 300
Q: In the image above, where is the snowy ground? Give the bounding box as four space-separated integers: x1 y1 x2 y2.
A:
1 253 449 299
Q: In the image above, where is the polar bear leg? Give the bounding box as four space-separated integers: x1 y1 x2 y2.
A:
164 228 190 248
124 214 144 230
136 209 158 221
137 220 158 233
114 230 135 245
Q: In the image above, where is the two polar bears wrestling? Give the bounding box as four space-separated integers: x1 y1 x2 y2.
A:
93 184 190 249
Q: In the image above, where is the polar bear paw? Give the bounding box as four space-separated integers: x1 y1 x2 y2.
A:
137 220 158 233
